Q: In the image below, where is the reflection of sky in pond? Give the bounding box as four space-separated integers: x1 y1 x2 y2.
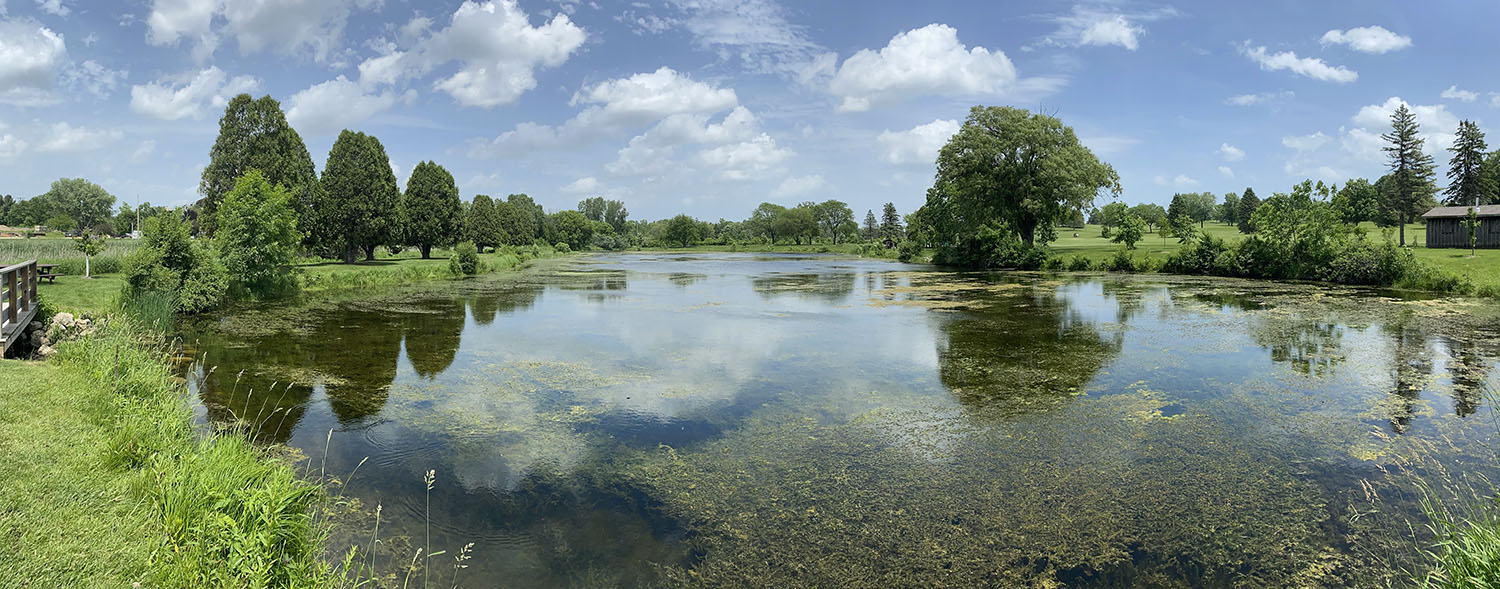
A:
180 254 1500 587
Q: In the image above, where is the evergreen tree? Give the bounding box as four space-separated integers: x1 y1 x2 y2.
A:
466 195 506 251
880 202 903 241
403 161 463 258
1481 150 1500 206
1444 120 1492 207
862 210 879 241
316 130 401 262
200 94 316 238
1237 187 1260 233
1380 104 1438 245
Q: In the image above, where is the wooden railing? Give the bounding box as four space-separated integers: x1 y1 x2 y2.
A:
1 260 39 355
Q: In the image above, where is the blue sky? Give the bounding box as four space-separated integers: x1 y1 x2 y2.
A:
0 0 1491 220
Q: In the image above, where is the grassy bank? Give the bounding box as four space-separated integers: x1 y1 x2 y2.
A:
1 318 330 587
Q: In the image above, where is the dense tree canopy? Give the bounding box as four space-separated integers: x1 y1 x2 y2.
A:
466 195 507 251
1237 188 1261 234
814 200 855 244
880 202 903 241
316 130 401 262
200 94 316 237
663 214 704 247
403 161 463 258
925 106 1120 248
215 170 299 297
38 178 115 233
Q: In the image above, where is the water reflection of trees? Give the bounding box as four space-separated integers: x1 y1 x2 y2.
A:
190 285 546 442
750 272 857 303
934 285 1123 418
1252 320 1345 378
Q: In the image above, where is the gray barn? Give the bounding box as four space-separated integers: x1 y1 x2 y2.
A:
1423 205 1500 248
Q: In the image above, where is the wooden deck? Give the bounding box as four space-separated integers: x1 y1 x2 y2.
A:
1 260 40 356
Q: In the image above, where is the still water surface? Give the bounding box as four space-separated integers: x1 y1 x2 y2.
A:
182 253 1500 587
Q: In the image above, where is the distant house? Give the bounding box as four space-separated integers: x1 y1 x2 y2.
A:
1422 205 1500 248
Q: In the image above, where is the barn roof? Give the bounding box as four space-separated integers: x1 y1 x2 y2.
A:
1423 205 1500 219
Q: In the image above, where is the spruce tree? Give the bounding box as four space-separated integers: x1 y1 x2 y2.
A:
200 94 316 238
1236 187 1260 233
403 161 463 258
1445 120 1492 207
862 210 878 241
1380 104 1438 245
880 202 903 241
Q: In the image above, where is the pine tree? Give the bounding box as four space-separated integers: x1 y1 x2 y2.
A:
1381 104 1438 246
1445 120 1492 207
1236 187 1260 233
880 202 903 241
862 210 878 241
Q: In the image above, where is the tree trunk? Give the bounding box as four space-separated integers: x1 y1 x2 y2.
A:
1399 214 1407 246
84 255 91 279
342 246 357 264
364 245 376 261
421 244 432 259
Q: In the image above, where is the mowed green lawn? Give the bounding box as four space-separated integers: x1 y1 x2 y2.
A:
1052 222 1500 290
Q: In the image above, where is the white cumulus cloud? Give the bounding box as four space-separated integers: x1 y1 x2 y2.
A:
771 174 827 198
877 119 959 165
561 176 601 194
0 18 67 106
146 0 376 62
1225 90 1293 106
1218 143 1245 161
1218 166 1234 179
828 24 1019 112
1282 132 1330 152
1242 45 1357 83
36 121 121 152
1320 26 1411 54
285 76 403 135
129 66 259 120
1153 174 1199 188
1441 85 1478 102
1346 96 1458 162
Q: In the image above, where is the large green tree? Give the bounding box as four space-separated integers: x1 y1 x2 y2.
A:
1237 188 1261 233
466 195 507 251
1218 192 1240 225
39 178 115 233
861 209 879 241
402 161 463 258
551 209 595 249
506 194 547 244
1331 179 1379 224
1444 120 1492 207
928 106 1120 247
316 130 401 262
814 200 855 244
663 214 703 247
750 202 786 243
880 202 903 241
200 94 316 238
1380 104 1438 246
773 206 818 245
215 170 299 297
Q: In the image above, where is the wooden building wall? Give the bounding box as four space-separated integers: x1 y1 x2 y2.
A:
1426 217 1500 248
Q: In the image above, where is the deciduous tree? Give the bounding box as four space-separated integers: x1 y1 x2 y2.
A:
215 170 299 297
200 94 316 238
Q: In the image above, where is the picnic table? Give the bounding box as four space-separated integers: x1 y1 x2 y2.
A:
36 264 58 283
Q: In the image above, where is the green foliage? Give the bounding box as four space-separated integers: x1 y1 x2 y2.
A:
200 94 316 238
448 241 479 275
1168 192 1216 226
1111 214 1146 249
123 214 227 314
73 232 107 278
1382 104 1439 245
861 209 879 241
39 178 116 233
1332 178 1380 224
1238 187 1261 233
51 319 331 587
578 196 629 233
749 202 786 243
551 209 595 250
896 240 922 262
814 200 855 243
927 106 1120 247
215 170 299 298
1444 120 1492 207
465 195 508 251
1169 215 1199 243
879 202 903 242
403 160 463 258
554 241 571 253
1217 192 1240 225
315 130 400 262
1465 207 1481 255
44 213 76 232
1129 203 1167 233
664 214 704 247
931 222 1049 269
1066 254 1094 271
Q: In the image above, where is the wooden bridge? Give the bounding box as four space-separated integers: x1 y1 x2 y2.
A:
1 260 40 356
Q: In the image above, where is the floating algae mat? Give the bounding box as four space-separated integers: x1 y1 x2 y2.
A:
177 253 1500 587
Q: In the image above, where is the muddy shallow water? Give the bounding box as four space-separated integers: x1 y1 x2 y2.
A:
180 253 1500 587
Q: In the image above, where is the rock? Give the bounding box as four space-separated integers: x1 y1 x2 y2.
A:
53 312 75 329
37 345 55 358
28 320 41 331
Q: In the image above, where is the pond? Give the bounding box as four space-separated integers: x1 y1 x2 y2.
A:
179 253 1500 587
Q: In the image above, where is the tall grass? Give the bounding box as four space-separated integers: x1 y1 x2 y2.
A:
1408 383 1500 587
55 316 333 587
0 237 139 263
